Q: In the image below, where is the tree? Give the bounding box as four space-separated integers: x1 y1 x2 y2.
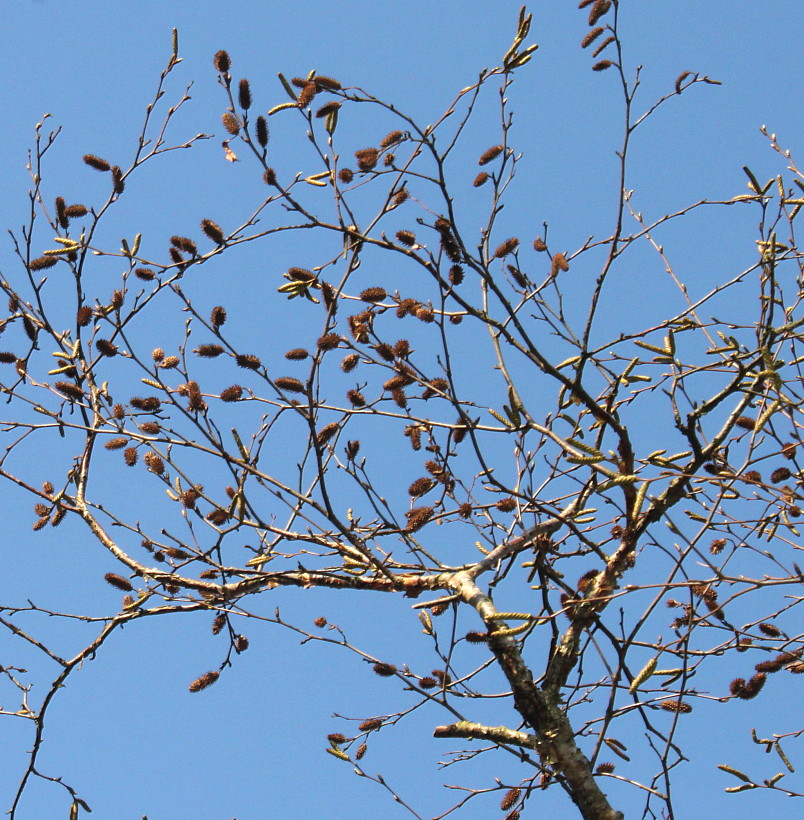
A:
2 2 803 817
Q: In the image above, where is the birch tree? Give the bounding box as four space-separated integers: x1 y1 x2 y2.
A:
2 3 803 818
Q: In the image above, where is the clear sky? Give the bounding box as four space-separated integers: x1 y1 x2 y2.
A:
1 1 802 818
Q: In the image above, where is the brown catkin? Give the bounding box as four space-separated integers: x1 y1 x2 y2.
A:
188 671 220 692
755 656 786 674
105 437 129 450
314 76 342 91
551 252 570 276
408 477 435 498
323 286 338 317
316 100 341 118
316 422 339 446
373 343 395 362
380 130 404 148
422 378 448 399
341 353 359 372
222 112 240 135
589 0 612 27
297 82 317 108
275 377 306 393
213 50 230 73
359 718 383 732
23 316 38 340
355 147 379 171
144 452 165 474
236 354 261 370
347 390 366 407
238 78 252 110
393 339 410 358
180 488 200 509
96 339 118 357
29 256 58 271
592 35 616 58
111 166 125 193
186 381 206 412
396 298 418 317
195 344 224 357
130 396 161 411
494 237 520 258
660 699 692 713
358 287 385 303
405 506 433 532
500 788 521 811
206 509 229 526
317 333 341 351
55 196 68 228
64 204 88 218
582 27 605 48
105 573 133 592
742 672 767 699
201 219 225 244
730 678 746 696
171 235 196 254
479 145 504 165
256 116 269 147
83 154 111 172
220 385 243 402
55 381 84 400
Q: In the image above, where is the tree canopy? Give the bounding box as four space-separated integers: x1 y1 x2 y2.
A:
1 2 803 818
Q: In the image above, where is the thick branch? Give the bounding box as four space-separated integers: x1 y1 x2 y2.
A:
434 720 537 749
446 572 624 820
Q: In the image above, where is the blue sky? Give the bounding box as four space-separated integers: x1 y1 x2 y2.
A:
1 2 803 818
